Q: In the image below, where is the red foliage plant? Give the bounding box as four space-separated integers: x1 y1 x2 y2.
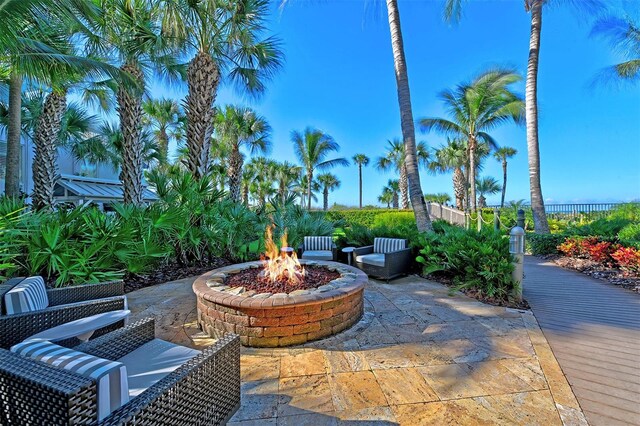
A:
611 246 640 275
558 237 589 258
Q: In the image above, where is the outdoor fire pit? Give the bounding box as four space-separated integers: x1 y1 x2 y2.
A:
193 226 366 347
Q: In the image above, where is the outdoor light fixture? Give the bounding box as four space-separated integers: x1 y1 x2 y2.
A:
509 225 525 302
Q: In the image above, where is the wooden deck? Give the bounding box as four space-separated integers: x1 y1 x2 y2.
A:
524 256 640 426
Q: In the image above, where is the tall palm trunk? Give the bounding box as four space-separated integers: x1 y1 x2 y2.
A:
399 164 409 209
306 171 313 210
500 159 508 208
468 137 477 211
117 62 145 205
185 51 220 179
392 191 399 209
323 186 329 211
32 90 66 210
227 146 242 202
158 129 169 166
4 72 22 197
358 164 363 209
453 167 465 210
386 0 432 231
242 183 249 206
526 1 550 233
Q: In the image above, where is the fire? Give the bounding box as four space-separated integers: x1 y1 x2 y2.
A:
260 225 305 284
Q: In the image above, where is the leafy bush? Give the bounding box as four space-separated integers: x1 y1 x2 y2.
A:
527 233 565 255
611 246 640 274
415 227 516 299
372 211 416 229
324 209 414 228
618 223 640 243
610 202 640 222
568 218 632 238
557 236 589 258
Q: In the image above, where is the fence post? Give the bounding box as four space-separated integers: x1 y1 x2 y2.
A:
493 208 499 231
477 212 482 231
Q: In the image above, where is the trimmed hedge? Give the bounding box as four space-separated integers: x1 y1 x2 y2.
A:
324 209 415 228
527 233 566 256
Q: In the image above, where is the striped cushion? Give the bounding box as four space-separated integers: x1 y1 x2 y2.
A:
4 276 49 314
373 238 406 254
304 236 333 251
11 340 129 421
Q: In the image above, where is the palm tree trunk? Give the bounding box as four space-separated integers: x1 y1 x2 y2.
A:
117 62 145 205
358 164 363 209
4 72 22 197
158 129 169 166
501 160 507 208
185 51 219 180
385 0 432 231
453 167 465 210
307 171 313 210
323 187 329 211
526 1 550 234
399 164 409 209
392 192 399 209
242 183 249 206
468 137 477 211
32 90 66 210
227 146 242 202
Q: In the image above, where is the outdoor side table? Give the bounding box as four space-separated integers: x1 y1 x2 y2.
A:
342 247 356 265
24 309 130 343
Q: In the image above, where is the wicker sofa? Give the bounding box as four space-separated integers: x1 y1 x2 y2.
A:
0 277 127 349
354 237 412 281
0 318 241 425
297 236 338 261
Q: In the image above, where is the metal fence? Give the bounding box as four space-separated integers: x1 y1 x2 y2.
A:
488 203 631 220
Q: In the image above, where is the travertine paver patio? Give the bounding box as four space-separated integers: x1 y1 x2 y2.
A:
127 275 586 426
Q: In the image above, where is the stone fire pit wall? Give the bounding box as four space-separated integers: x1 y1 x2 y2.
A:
193 260 366 347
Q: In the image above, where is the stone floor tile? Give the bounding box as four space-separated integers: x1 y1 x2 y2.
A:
373 367 439 405
498 357 548 391
473 334 536 359
391 399 512 426
280 350 327 378
231 379 280 422
399 342 455 366
555 403 589 426
426 303 474 322
277 412 338 426
228 418 277 426
407 309 444 325
355 319 398 348
363 344 416 370
375 310 417 327
488 390 563 425
324 349 370 373
533 343 581 410
328 371 388 411
438 338 492 364
241 354 280 381
476 316 526 336
460 360 536 395
416 364 487 400
381 323 424 344
334 406 398 425
278 374 334 417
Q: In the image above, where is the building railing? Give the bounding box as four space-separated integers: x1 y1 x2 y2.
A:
487 202 632 220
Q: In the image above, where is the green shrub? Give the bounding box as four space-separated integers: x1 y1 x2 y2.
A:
527 233 566 255
372 211 416 229
618 223 640 243
610 202 640 222
415 227 516 299
325 209 413 228
568 218 632 238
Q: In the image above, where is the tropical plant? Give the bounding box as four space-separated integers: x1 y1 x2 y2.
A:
424 193 452 205
376 138 429 209
291 127 348 210
214 105 271 202
419 69 524 212
383 179 401 209
493 146 517 208
378 188 394 209
352 153 370 209
476 176 501 208
160 0 283 180
591 15 640 85
317 172 340 211
245 156 276 208
272 161 301 205
428 139 467 210
142 98 184 165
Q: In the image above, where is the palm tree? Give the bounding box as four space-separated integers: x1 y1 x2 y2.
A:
382 179 400 209
291 127 348 210
428 139 467 210
95 120 162 173
352 153 369 209
142 98 184 166
376 138 429 210
317 173 340 211
424 193 452 205
591 15 640 84
419 69 524 212
160 0 283 180
378 188 394 209
214 105 271 202
246 157 276 208
273 161 301 204
476 176 501 209
493 146 517 208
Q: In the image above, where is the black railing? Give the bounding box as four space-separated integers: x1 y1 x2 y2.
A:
488 202 633 220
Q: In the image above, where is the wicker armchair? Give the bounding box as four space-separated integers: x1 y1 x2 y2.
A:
0 318 241 425
354 238 412 281
0 278 126 349
297 236 338 261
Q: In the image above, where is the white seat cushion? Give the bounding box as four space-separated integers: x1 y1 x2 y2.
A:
356 253 386 267
11 340 129 421
117 338 200 397
4 276 49 314
304 236 333 251
373 238 406 254
301 250 333 261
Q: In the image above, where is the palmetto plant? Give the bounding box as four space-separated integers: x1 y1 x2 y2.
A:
378 188 394 209
383 179 400 210
160 0 283 180
591 15 640 84
317 172 340 211
272 161 302 205
376 139 429 210
214 105 272 202
428 139 467 210
425 193 452 205
493 146 517 208
352 153 369 209
292 127 348 210
419 69 524 212
476 176 501 208
245 156 277 208
142 98 184 166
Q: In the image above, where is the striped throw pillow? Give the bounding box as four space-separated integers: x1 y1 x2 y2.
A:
4 276 49 315
373 238 406 254
11 340 130 421
304 236 333 251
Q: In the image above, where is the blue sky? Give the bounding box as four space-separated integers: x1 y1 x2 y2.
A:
153 0 640 208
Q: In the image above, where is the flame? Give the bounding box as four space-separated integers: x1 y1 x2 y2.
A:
260 225 305 284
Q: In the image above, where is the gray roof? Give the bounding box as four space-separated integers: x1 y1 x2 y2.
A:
54 174 158 202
